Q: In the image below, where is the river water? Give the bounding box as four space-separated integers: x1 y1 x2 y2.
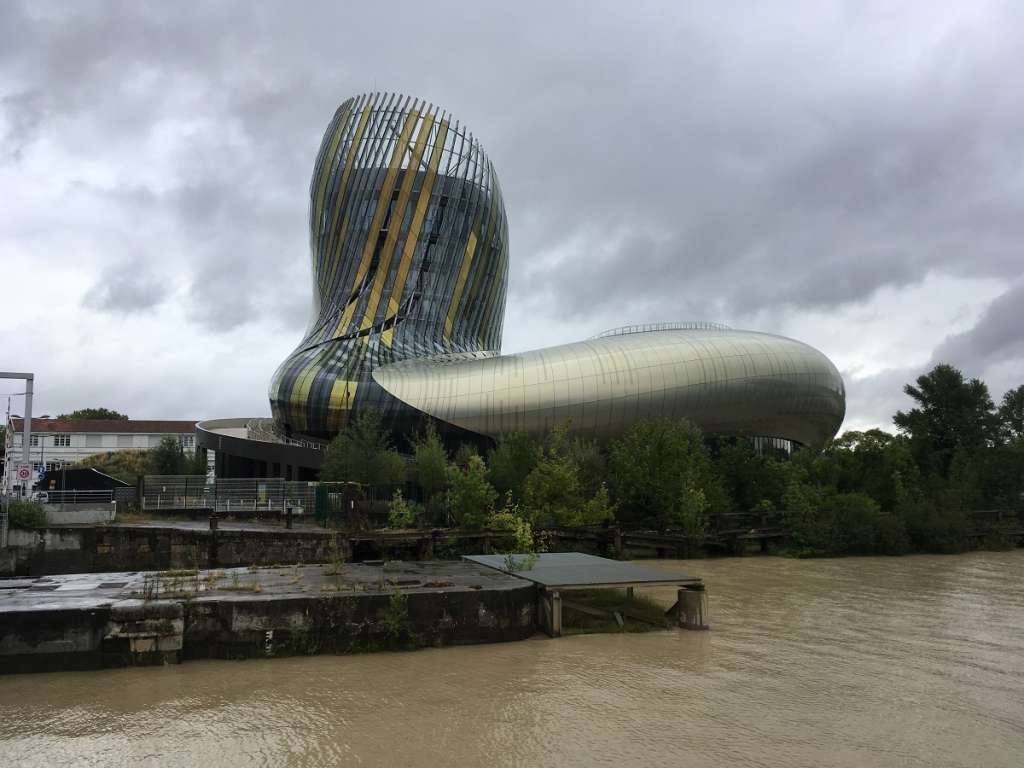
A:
1 552 1023 767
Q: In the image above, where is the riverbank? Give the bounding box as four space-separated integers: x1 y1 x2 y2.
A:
0 561 535 674
4 516 1021 579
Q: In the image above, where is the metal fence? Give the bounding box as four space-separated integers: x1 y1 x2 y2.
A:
142 476 321 515
40 489 117 505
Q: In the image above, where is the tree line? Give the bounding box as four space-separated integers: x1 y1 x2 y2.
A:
321 363 1024 557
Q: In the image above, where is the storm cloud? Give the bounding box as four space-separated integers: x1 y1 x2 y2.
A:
1 1 1022 429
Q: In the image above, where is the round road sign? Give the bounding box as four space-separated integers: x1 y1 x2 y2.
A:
17 465 32 481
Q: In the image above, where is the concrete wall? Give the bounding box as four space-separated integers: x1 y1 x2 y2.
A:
0 527 342 576
44 504 117 526
1 526 518 577
0 584 537 673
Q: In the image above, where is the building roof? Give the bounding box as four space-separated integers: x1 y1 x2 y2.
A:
9 418 197 434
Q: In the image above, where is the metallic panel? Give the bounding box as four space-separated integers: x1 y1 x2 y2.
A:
372 328 846 450
270 92 509 438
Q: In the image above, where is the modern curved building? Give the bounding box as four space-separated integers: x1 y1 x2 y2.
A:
199 92 844 478
269 92 508 440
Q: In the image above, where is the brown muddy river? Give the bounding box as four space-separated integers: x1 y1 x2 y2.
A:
2 552 1023 767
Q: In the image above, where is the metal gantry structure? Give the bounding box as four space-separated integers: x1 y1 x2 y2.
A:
0 371 34 546
1 371 34 481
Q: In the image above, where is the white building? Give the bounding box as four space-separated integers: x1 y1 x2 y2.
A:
3 417 198 492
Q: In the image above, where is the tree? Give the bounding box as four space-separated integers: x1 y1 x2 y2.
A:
520 423 614 528
713 440 795 513
148 436 189 474
893 364 998 477
57 408 129 421
568 437 606 498
447 454 497 528
609 418 721 529
826 492 907 556
522 448 582 527
998 385 1024 443
828 429 922 511
320 410 407 498
487 432 540 500
453 442 479 468
412 423 448 512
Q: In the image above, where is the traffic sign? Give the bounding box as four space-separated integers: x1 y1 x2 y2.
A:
16 464 32 482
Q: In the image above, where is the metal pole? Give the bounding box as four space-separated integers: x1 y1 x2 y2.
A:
0 372 34 499
22 374 32 473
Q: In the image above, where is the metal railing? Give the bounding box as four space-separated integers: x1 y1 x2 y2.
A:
41 489 116 505
244 419 329 451
590 321 732 339
142 476 320 515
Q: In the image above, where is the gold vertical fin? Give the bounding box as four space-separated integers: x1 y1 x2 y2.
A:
359 108 435 331
332 106 421 338
387 118 450 327
320 103 373 296
444 231 478 339
327 379 359 432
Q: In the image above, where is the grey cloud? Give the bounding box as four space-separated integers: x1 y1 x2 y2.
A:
929 280 1024 375
82 263 170 313
841 280 1024 433
843 366 918 433
0 90 48 161
4 0 1024 426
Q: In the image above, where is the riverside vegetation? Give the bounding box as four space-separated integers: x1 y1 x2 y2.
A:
320 364 1024 558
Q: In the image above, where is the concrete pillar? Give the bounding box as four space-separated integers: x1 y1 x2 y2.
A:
678 585 709 630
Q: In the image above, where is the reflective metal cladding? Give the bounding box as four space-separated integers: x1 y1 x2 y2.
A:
272 92 846 449
373 329 845 449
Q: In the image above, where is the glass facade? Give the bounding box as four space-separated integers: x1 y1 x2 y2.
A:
270 92 508 438
271 92 846 450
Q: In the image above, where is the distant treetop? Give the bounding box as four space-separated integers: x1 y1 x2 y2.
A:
57 408 129 421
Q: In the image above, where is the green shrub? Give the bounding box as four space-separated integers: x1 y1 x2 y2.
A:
447 455 497 529
387 490 418 529
8 501 47 529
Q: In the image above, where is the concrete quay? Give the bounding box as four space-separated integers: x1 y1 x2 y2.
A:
0 560 536 674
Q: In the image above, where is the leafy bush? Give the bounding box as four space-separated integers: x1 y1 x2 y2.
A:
521 424 615 528
447 455 497 529
387 490 418 529
8 501 47 529
487 493 536 551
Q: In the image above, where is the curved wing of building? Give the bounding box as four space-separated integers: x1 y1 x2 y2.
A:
266 92 846 454
373 328 845 450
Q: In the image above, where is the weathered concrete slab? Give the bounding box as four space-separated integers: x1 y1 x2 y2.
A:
0 561 536 674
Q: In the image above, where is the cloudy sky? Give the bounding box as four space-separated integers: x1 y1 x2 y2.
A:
2 1 1022 432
